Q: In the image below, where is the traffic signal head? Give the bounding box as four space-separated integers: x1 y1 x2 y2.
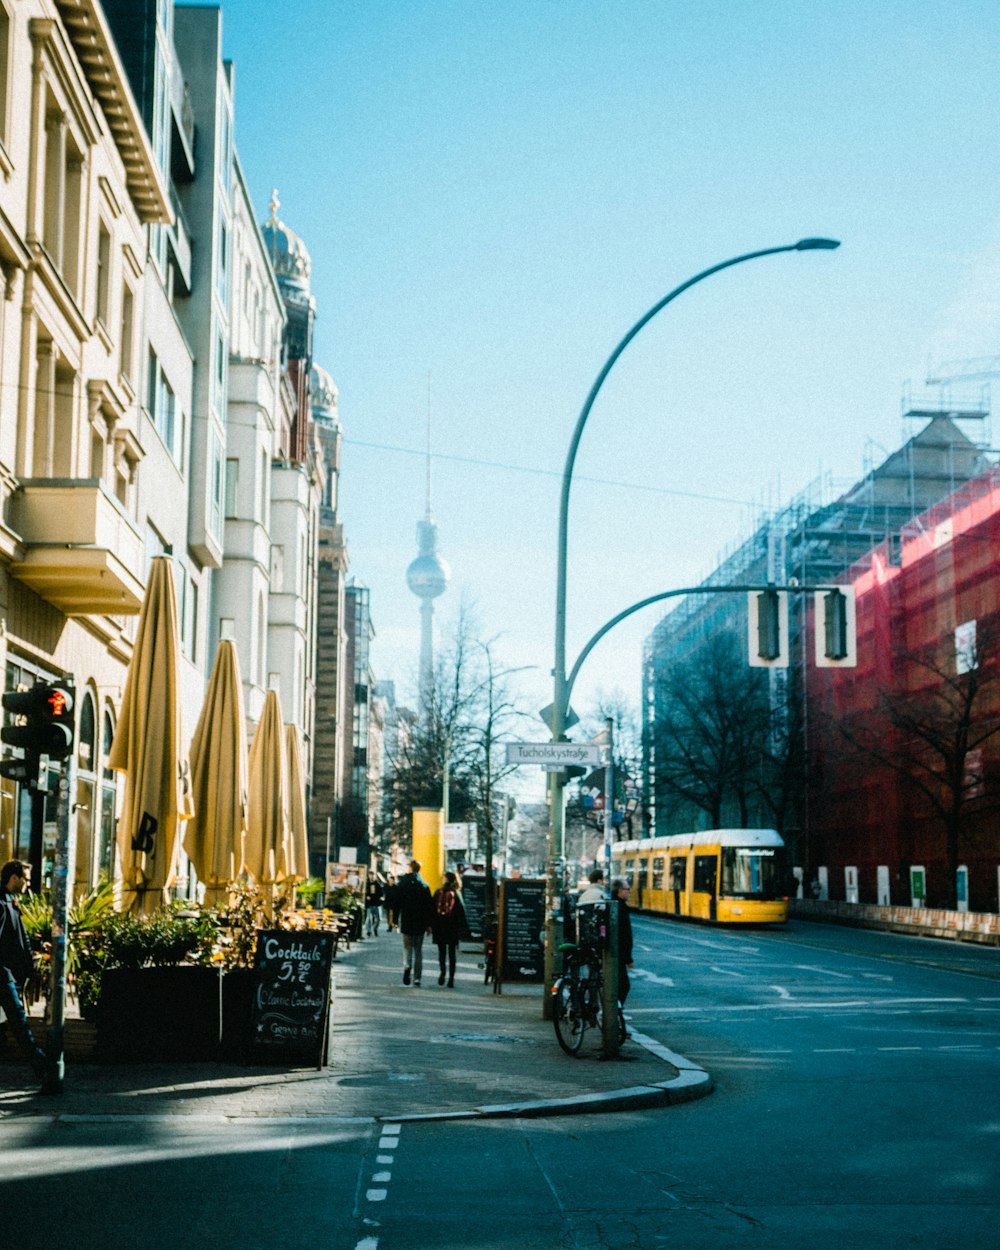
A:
747 588 789 667
814 588 857 668
1 683 76 763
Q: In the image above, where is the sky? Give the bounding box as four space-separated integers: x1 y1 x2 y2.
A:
220 0 1000 775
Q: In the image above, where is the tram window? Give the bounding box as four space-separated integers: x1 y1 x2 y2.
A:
636 859 648 891
651 857 665 889
693 855 717 893
624 858 635 887
669 857 686 889
722 847 787 898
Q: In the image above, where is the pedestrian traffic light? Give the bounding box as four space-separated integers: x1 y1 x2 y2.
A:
814 587 856 667
1 682 76 780
747 588 788 667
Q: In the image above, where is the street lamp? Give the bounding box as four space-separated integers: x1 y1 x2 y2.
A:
544 237 841 1009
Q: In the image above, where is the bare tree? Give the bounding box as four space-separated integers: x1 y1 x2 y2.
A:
383 612 531 911
650 632 783 829
837 619 1000 909
463 639 532 910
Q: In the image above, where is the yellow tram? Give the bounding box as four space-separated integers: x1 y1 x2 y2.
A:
611 829 790 925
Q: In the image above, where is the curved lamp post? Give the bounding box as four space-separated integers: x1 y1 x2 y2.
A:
544 237 841 1009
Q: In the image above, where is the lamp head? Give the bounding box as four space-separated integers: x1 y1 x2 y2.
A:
794 237 841 251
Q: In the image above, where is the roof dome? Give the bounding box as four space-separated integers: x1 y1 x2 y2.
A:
261 189 312 292
310 363 339 424
406 552 450 600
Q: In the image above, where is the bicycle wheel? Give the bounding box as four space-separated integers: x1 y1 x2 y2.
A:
553 978 585 1054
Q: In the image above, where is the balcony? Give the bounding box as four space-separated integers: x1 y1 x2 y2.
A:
9 480 145 615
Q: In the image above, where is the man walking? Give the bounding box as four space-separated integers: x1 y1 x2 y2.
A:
394 859 433 986
0 860 46 1083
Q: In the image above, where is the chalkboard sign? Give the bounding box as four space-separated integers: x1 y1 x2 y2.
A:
497 878 546 984
460 874 487 941
250 929 336 1067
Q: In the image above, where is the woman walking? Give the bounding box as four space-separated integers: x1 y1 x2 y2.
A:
431 871 465 987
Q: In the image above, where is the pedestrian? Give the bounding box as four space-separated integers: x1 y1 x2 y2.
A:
577 867 605 905
383 875 398 930
394 859 433 986
431 870 465 987
575 867 606 948
611 877 635 1005
0 860 46 1084
365 875 384 937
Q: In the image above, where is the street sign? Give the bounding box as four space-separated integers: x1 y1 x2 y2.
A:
505 741 601 767
443 821 476 850
538 703 580 733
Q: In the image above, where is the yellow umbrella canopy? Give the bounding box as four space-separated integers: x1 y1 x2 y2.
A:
282 723 310 884
183 639 247 907
245 689 287 886
109 556 194 914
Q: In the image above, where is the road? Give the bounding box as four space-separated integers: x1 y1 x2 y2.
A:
3 918 999 1250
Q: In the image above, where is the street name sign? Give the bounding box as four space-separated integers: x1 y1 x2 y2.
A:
505 741 601 767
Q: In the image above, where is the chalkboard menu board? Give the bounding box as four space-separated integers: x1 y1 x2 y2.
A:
497 878 546 984
460 875 487 941
250 929 336 1067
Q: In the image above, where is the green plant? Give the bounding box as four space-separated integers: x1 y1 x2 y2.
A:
294 876 325 906
327 885 363 915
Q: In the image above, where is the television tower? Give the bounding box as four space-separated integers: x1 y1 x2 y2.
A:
406 383 450 714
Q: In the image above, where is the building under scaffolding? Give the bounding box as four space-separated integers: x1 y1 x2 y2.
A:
642 403 993 849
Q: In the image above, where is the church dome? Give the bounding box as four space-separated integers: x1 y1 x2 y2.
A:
310 363 339 425
261 190 312 293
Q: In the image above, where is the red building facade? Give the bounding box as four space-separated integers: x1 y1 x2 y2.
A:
807 468 1000 913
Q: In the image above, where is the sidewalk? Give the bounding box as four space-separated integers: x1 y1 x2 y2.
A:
0 929 711 1121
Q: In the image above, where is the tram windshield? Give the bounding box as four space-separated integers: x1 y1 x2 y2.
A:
721 846 788 899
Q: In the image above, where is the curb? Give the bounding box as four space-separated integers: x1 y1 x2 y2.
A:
380 1030 713 1123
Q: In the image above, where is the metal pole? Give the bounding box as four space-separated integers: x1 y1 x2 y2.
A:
42 749 76 1094
600 716 620 1057
602 715 614 894
545 239 839 1017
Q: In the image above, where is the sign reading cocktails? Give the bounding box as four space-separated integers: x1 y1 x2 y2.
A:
249 929 336 1067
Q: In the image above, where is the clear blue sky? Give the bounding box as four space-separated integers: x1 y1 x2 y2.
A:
222 0 1000 748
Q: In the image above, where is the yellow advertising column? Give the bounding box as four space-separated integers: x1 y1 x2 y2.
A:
411 807 444 893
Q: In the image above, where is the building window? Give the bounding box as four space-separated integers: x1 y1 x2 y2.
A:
96 223 111 328
146 349 181 464
216 217 229 305
225 459 239 518
209 430 224 542
119 284 135 383
0 6 10 146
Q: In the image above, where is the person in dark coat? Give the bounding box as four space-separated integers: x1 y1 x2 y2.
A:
0 860 46 1081
611 877 635 1005
431 870 466 987
365 876 384 937
394 860 433 986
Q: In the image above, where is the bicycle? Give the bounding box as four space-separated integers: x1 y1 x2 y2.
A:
551 938 627 1055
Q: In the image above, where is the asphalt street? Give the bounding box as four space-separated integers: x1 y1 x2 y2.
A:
2 917 998 1250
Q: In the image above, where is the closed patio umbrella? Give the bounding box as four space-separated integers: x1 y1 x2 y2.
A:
245 689 287 889
109 556 194 914
283 723 310 887
183 639 247 907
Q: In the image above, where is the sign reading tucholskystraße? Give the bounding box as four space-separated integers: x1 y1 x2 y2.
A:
505 741 602 767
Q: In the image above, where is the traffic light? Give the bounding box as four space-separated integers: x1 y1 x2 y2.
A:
747 588 788 667
1 682 76 785
814 587 856 667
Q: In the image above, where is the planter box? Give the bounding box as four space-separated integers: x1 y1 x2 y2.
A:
96 966 222 1063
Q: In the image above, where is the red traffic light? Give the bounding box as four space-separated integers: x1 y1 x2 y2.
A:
1 681 75 764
